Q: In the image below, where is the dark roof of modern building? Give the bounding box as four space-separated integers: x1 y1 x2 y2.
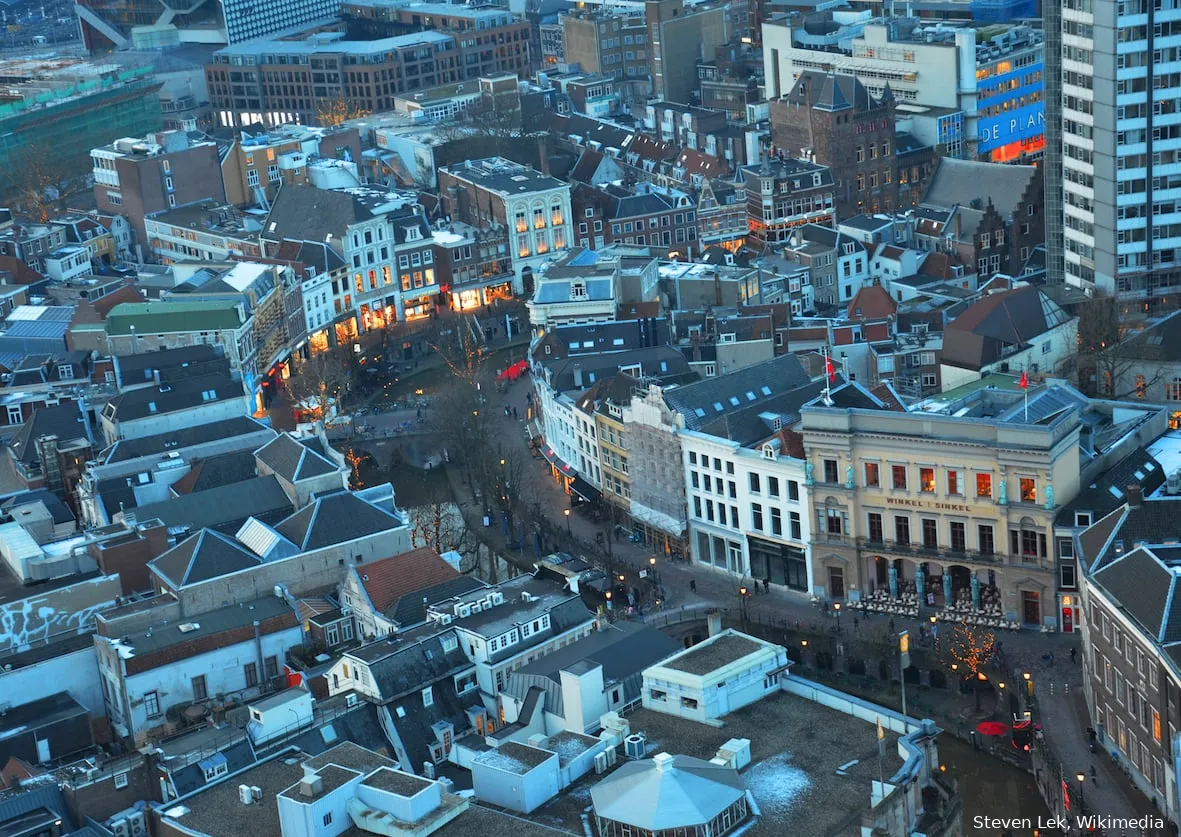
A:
1055 448 1166 527
543 345 692 394
921 157 1037 220
0 784 71 834
127 474 292 536
569 148 606 183
104 417 271 464
254 433 339 483
9 402 93 467
114 345 225 384
151 528 263 587
110 595 294 656
274 490 404 552
104 373 244 422
2 488 75 525
664 353 813 431
941 286 1067 370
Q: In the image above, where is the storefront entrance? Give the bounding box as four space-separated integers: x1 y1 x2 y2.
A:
1022 591 1041 625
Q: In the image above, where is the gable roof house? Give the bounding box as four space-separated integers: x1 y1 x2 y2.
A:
939 285 1076 392
919 157 1044 281
340 546 486 642
253 431 348 507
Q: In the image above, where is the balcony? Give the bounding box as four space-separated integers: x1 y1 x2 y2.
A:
857 537 1005 566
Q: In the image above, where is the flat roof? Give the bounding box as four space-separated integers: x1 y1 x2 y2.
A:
162 756 304 836
360 767 434 796
525 691 907 837
659 633 763 676
472 742 555 774
217 30 453 58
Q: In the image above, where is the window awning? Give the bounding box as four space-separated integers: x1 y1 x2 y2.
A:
570 476 601 503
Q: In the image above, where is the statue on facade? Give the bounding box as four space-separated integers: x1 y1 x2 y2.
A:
845 464 855 489
998 478 1008 505
1044 483 1054 510
806 460 815 484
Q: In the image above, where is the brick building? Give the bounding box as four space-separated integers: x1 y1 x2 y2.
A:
91 131 224 255
771 71 899 219
742 158 835 248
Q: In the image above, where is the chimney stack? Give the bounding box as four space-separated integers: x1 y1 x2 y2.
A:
1127 485 1143 508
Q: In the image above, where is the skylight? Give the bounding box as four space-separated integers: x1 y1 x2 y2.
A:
713 402 724 412
694 408 706 417
746 391 757 401
729 396 740 406
761 386 772 396
1109 486 1124 498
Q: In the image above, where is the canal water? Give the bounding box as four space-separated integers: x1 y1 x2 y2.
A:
939 734 1061 835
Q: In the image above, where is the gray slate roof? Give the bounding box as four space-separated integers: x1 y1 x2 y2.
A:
274 490 403 551
151 528 263 587
104 373 244 422
104 416 272 463
255 432 339 482
921 157 1037 220
1055 448 1166 527
127 474 293 535
9 402 94 467
664 353 812 431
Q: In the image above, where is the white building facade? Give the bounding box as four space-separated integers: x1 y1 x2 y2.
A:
683 431 814 590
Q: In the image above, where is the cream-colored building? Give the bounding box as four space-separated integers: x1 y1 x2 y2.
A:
799 384 1087 628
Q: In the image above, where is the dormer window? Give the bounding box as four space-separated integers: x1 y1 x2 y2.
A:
571 281 587 299
405 226 422 241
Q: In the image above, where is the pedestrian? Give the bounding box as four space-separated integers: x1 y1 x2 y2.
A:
1090 765 1097 784
763 577 770 593
1071 647 1078 664
513 406 519 420
690 578 697 594
504 405 510 417
888 618 896 634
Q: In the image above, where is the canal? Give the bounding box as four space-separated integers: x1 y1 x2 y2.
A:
939 734 1061 836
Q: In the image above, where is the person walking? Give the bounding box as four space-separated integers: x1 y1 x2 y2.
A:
690 578 697 594
1070 647 1078 664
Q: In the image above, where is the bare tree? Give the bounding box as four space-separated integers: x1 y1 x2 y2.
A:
1076 292 1161 398
2 145 90 222
315 97 371 128
287 351 351 422
409 501 468 554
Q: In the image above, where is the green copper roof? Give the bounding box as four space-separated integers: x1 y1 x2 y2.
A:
105 300 245 336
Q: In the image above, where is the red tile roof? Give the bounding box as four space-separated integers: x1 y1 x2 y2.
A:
846 285 897 320
358 546 458 614
92 284 146 318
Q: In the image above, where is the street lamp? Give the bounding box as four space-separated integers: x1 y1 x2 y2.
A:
833 601 842 632
738 586 748 630
564 508 571 534
604 590 613 611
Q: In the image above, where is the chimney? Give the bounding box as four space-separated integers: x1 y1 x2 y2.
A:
653 752 675 772
706 607 722 636
1127 485 1142 508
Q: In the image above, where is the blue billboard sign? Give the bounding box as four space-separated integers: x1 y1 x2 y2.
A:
978 102 1045 153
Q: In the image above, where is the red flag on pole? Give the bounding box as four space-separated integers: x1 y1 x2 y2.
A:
826 355 836 383
1019 370 1029 389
